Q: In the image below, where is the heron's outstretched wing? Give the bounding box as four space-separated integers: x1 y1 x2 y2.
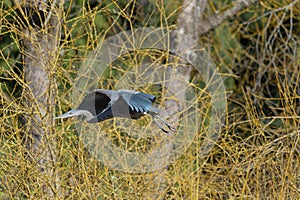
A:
78 89 112 116
118 90 156 113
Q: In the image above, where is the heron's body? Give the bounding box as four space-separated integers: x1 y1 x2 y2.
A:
55 89 175 133
80 89 157 123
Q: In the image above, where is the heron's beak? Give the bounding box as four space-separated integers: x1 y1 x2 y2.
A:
54 110 76 119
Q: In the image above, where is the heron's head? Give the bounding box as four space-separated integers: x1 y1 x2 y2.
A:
54 109 94 121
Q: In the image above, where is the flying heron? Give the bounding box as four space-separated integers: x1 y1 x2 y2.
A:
55 89 176 134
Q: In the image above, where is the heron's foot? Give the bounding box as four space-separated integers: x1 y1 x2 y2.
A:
165 123 176 132
152 115 176 134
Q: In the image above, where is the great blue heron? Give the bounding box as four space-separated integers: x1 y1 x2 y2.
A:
55 89 176 134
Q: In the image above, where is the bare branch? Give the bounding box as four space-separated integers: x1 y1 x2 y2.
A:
198 0 260 35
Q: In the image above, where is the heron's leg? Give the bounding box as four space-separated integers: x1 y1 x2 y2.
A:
153 117 170 134
151 114 176 134
153 115 176 132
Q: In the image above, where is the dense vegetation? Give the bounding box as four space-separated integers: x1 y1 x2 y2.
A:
0 0 299 199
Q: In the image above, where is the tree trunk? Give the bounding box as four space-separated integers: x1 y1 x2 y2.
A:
145 1 207 199
16 0 62 197
164 0 207 122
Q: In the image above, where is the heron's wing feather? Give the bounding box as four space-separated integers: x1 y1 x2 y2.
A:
119 91 156 113
78 90 112 115
93 89 115 98
134 92 156 103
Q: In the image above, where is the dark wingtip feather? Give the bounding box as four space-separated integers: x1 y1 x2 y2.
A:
137 92 156 103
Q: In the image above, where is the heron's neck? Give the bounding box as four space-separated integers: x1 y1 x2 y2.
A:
77 110 94 121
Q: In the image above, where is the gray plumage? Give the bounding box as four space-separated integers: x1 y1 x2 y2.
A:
55 89 175 134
